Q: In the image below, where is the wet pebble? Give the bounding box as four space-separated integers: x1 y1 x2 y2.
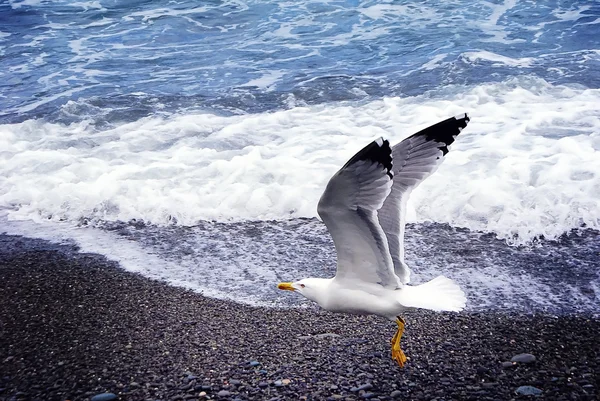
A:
511 353 536 364
515 385 542 396
91 394 118 401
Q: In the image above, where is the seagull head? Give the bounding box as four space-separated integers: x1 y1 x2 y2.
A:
277 278 331 303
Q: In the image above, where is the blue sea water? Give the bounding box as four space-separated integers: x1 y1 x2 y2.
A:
0 0 599 313
1 0 599 123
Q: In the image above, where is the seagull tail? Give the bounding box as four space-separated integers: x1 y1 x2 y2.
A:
397 276 466 312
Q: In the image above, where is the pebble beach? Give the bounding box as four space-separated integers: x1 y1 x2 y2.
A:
0 234 598 401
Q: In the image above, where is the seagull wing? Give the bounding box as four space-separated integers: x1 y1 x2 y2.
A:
378 114 470 284
318 138 400 289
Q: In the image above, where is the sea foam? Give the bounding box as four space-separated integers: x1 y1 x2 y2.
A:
1 78 598 244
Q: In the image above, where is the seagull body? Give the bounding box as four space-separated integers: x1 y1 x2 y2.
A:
278 114 470 367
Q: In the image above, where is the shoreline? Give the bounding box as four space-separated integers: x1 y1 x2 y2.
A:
0 234 598 401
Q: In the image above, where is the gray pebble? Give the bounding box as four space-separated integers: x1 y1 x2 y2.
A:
357 383 373 391
249 361 260 367
314 333 340 339
511 353 536 364
217 390 231 397
501 361 515 368
515 385 542 396
390 390 402 398
91 394 118 401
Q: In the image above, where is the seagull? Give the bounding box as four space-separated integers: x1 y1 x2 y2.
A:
278 114 469 367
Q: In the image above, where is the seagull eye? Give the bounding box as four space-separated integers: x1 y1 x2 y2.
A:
299 284 306 288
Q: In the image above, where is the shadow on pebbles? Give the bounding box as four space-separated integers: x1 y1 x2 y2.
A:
0 242 598 401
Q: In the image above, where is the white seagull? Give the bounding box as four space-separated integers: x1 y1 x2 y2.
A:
278 114 469 367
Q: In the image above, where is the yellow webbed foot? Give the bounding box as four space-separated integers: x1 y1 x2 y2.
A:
391 316 408 368
392 347 408 367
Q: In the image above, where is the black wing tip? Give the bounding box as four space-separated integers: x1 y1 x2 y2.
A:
343 137 393 179
455 112 470 128
410 112 470 156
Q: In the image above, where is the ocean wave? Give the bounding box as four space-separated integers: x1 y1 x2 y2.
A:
1 77 598 244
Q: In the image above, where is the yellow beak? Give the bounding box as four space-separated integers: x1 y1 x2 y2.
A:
277 282 295 291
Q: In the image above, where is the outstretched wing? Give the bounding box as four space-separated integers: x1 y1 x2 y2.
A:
318 138 401 289
378 114 470 284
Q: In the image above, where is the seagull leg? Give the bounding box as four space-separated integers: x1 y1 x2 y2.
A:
391 316 408 368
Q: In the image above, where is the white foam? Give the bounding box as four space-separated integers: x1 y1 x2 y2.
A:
124 6 209 23
0 212 271 306
358 4 415 20
552 5 592 22
241 70 286 90
475 0 525 44
8 0 43 9
1 77 599 244
69 1 105 11
463 51 534 67
420 54 448 71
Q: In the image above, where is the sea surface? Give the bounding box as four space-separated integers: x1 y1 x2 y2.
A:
1 0 599 314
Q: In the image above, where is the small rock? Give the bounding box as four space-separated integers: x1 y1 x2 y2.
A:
357 383 373 391
281 379 291 385
501 361 515 368
91 394 118 401
582 384 594 389
330 384 339 390
476 366 489 375
230 379 241 386
249 361 260 367
511 353 536 364
258 381 269 388
390 390 402 398
274 380 283 387
361 392 375 399
515 385 542 396
314 333 340 339
199 392 207 397
217 390 231 397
